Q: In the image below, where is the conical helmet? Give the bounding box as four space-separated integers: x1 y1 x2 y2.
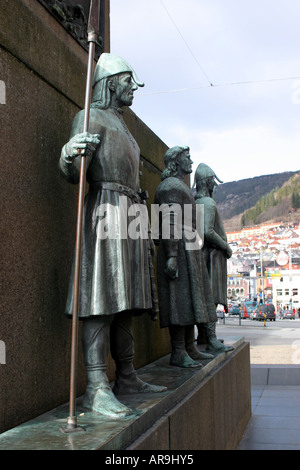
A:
93 53 144 87
193 163 223 188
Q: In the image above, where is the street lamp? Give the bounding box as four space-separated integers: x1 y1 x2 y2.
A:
260 248 264 303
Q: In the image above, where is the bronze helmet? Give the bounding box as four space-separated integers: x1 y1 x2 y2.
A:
193 163 223 188
92 53 144 88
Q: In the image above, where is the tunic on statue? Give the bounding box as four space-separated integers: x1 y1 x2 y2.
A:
154 177 217 328
60 106 153 318
194 195 229 308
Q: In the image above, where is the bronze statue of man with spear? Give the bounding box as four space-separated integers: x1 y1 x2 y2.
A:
59 51 165 420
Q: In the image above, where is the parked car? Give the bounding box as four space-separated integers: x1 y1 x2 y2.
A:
264 303 276 321
251 304 276 321
252 305 267 321
229 305 241 315
282 309 295 320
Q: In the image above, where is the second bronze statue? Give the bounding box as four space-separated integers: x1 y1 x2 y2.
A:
154 147 234 368
194 163 234 353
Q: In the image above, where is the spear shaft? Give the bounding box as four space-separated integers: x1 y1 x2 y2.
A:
63 0 100 433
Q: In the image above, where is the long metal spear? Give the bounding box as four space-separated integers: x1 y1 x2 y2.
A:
61 0 100 433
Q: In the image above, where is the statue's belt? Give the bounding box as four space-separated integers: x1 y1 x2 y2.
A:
89 181 149 202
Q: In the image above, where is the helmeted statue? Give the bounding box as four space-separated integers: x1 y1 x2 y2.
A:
194 163 234 353
154 146 217 368
59 53 166 418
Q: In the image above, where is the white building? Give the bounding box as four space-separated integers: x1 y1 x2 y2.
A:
272 269 300 311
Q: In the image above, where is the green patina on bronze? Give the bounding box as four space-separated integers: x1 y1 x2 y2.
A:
60 53 166 419
194 163 234 353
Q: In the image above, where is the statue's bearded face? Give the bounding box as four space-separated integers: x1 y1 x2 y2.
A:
178 150 193 175
112 73 138 107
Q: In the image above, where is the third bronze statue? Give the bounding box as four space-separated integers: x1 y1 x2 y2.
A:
59 53 166 419
154 146 217 368
194 163 234 353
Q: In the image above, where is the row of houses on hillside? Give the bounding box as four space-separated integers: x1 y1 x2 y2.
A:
226 222 300 310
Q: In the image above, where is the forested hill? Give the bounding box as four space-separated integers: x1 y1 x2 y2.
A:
215 171 298 221
241 171 300 226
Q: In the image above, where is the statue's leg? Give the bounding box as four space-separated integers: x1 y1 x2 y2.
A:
111 312 167 394
81 315 132 418
185 325 214 360
196 321 224 345
204 322 234 353
196 323 207 345
169 325 202 368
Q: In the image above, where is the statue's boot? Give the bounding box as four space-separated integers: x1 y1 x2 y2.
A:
81 316 132 418
204 322 235 354
185 325 214 360
111 312 167 395
169 325 203 368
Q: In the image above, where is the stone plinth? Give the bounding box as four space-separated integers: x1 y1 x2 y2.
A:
0 338 251 450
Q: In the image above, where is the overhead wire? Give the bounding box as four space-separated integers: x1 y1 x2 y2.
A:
157 1 300 98
159 0 214 86
138 75 300 97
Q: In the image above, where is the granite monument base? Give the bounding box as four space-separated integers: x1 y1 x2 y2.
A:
0 337 250 451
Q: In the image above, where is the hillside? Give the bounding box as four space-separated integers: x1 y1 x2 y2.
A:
241 172 300 226
215 171 297 219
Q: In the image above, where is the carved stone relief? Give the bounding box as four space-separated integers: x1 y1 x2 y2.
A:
37 0 103 58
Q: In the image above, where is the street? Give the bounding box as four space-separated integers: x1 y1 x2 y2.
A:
215 316 300 365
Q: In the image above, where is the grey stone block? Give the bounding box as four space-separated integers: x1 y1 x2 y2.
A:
251 366 269 385
268 367 300 385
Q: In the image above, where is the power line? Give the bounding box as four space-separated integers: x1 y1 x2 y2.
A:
138 75 300 97
160 0 214 86
216 76 300 88
158 1 300 98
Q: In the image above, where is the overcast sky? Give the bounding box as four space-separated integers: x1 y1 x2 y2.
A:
109 0 300 183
